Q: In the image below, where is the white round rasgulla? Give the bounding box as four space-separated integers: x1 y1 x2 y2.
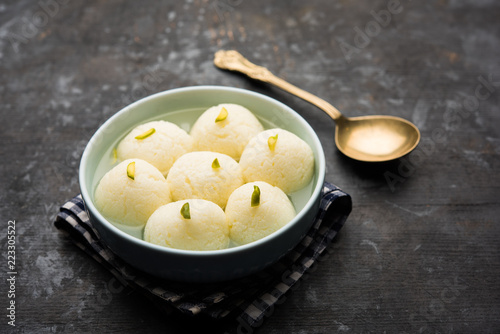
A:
166 151 244 209
117 120 194 176
190 103 264 161
239 128 315 194
94 159 172 227
226 181 296 246
144 199 229 251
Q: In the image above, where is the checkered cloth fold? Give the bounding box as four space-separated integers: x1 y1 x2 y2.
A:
54 182 351 329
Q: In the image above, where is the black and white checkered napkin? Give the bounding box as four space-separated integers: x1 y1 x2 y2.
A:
54 182 351 329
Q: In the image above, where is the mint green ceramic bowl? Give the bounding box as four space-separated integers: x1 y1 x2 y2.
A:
79 86 325 282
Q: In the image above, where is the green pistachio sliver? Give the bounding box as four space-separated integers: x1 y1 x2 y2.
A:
268 134 278 151
215 107 228 122
112 148 118 163
212 158 220 169
127 161 135 180
251 185 260 207
135 128 155 140
180 202 191 219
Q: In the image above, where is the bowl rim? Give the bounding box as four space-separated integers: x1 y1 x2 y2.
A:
80 85 326 257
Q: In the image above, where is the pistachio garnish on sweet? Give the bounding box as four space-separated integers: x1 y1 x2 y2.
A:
268 134 278 151
215 107 228 122
135 128 155 140
212 158 220 169
180 202 191 219
126 161 135 180
112 148 118 163
251 185 261 207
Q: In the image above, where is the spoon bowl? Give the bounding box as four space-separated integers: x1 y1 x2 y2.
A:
335 115 420 162
214 50 420 162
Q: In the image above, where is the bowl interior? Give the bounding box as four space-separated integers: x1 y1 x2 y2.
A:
80 86 325 252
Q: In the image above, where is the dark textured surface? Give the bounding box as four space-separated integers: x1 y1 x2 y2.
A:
1 0 499 333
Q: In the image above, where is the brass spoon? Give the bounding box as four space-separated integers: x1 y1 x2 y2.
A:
214 50 420 162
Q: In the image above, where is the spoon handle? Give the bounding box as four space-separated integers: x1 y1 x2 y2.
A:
214 50 342 121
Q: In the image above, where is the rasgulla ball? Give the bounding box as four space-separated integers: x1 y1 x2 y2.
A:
94 159 171 227
144 199 229 251
117 120 194 176
166 151 244 209
239 128 314 194
226 181 296 245
190 103 264 161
